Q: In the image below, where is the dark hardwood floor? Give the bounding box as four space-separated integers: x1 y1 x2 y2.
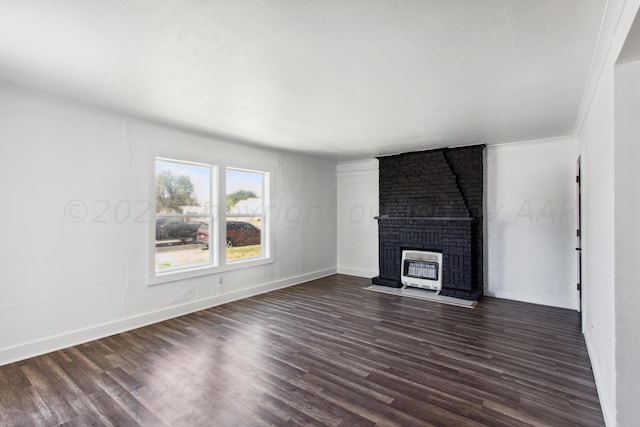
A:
0 274 604 426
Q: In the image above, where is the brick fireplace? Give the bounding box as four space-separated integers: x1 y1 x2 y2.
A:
372 145 485 300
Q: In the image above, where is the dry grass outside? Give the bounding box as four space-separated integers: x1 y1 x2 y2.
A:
226 244 261 260
156 243 262 271
155 244 209 271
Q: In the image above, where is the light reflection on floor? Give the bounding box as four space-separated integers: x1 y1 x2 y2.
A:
133 316 268 425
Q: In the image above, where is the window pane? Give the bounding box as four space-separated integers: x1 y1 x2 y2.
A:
155 217 209 271
156 160 210 214
226 169 262 215
225 217 262 260
226 169 263 261
155 159 211 272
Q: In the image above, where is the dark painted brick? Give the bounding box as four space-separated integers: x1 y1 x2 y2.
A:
372 145 485 300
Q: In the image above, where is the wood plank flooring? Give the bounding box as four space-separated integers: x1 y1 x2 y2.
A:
0 274 604 426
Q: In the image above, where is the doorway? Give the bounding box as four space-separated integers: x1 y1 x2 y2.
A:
576 157 582 313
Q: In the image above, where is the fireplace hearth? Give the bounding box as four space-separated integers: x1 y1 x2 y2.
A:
372 146 485 300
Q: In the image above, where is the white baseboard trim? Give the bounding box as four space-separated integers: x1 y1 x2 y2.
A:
484 288 577 310
584 329 614 427
0 268 336 367
337 267 378 278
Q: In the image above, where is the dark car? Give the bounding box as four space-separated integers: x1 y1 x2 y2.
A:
197 221 261 248
156 219 201 244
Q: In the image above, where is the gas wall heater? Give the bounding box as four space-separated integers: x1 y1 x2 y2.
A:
400 250 443 291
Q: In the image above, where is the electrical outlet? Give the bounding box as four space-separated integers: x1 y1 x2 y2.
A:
219 276 223 284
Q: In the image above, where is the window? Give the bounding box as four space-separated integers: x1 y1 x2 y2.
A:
225 168 267 262
155 159 215 273
152 158 270 283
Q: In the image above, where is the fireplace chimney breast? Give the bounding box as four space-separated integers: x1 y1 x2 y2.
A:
372 146 485 300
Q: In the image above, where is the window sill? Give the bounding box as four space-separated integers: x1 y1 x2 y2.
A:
150 256 273 286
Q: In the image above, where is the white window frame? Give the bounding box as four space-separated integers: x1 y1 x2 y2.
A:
224 167 271 263
150 156 272 286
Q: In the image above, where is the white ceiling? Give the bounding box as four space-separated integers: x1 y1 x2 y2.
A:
0 1 605 159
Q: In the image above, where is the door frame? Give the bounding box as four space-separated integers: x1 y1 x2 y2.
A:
576 156 582 313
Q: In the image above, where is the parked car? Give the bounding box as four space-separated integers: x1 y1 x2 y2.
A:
197 221 261 248
156 219 201 244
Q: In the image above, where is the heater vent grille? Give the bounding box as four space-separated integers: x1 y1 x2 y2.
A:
401 250 443 291
406 261 438 281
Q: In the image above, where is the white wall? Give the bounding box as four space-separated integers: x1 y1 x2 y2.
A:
336 159 379 277
485 139 578 309
614 60 640 426
0 88 337 366
579 64 618 425
576 1 640 425
335 142 579 311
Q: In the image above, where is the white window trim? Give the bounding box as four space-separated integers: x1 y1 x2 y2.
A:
224 167 270 263
149 155 273 286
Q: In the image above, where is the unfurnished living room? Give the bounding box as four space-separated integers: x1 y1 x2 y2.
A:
0 1 639 426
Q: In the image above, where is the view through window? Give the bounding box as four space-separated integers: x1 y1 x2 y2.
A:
155 159 213 272
225 168 266 262
154 159 269 278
